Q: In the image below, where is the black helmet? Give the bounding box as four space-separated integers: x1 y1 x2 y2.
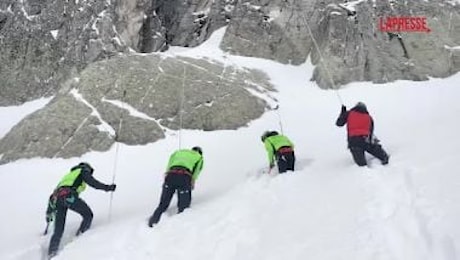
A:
261 131 270 142
355 102 367 109
192 146 203 155
77 162 93 174
261 130 279 142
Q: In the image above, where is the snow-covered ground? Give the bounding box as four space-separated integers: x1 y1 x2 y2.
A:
0 97 51 139
1 28 460 260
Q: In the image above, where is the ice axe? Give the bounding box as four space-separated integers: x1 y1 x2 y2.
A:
43 222 50 236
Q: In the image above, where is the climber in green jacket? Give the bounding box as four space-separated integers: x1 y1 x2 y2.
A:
45 162 116 258
148 147 204 227
261 131 295 173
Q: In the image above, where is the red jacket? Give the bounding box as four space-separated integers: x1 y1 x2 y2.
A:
347 111 371 136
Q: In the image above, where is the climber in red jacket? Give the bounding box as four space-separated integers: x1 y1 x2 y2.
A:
336 102 389 166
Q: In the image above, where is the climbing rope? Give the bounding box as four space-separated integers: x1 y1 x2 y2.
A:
274 105 284 135
296 4 345 105
178 66 187 149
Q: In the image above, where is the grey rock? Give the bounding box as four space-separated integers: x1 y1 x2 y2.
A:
0 54 274 164
0 95 113 162
141 0 234 50
115 0 151 51
2 0 459 165
221 0 314 65
0 0 239 106
2 0 459 107
0 0 151 106
221 0 460 88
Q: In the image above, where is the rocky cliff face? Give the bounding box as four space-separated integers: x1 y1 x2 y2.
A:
2 0 459 105
140 0 232 51
221 0 460 88
0 0 127 105
1 0 460 163
0 0 236 106
0 54 273 164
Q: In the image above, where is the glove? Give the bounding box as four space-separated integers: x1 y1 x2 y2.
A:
46 213 53 223
372 136 380 144
341 105 347 112
365 136 371 144
106 184 116 192
148 216 156 228
45 196 56 223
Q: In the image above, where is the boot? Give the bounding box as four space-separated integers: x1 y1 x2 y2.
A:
48 249 58 259
148 216 157 228
381 154 390 165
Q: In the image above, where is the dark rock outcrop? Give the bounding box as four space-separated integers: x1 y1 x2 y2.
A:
0 0 149 106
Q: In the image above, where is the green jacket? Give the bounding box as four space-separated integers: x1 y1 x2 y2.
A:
46 164 111 223
55 165 109 194
264 135 294 165
167 149 204 181
57 168 87 194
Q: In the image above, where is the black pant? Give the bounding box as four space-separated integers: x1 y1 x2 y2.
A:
276 151 295 173
48 195 93 255
348 136 389 166
149 173 192 226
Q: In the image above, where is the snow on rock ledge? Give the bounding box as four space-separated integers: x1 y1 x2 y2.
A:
0 54 274 164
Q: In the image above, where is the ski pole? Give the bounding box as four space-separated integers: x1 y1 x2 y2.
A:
43 222 50 236
108 90 126 222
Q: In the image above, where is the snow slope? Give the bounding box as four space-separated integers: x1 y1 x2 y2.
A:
1 28 460 260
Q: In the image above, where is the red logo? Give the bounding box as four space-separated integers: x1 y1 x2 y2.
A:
378 16 431 33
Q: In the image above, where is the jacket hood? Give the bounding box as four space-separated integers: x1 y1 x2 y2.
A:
351 105 369 114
